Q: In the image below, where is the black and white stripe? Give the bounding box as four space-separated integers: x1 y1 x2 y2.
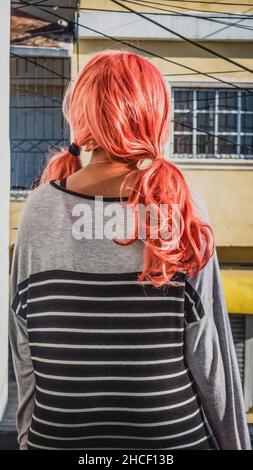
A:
13 269 212 450
185 280 205 323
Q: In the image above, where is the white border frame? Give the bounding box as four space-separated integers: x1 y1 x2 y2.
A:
0 0 10 420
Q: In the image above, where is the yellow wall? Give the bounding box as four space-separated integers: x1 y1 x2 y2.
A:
81 0 253 15
184 168 253 247
71 38 253 82
75 2 253 79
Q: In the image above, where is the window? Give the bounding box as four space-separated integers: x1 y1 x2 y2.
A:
172 89 253 159
10 56 70 190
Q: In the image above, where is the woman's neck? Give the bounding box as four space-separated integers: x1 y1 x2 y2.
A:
64 149 135 198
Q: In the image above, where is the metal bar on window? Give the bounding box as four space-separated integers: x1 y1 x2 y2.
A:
192 90 197 157
237 91 241 158
25 55 28 142
214 90 218 158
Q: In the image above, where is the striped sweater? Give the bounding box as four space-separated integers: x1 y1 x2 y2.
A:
9 180 251 450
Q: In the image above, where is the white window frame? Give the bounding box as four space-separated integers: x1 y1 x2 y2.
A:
164 81 253 168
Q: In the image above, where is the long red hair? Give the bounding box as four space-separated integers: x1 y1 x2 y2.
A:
40 49 214 287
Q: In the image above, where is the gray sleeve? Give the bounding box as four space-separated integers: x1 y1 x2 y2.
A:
184 250 251 450
9 305 36 450
9 223 36 450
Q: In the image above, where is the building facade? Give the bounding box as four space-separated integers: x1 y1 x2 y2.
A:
8 0 253 426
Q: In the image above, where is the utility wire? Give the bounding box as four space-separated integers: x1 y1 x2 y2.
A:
10 52 250 107
172 119 253 152
13 1 253 151
16 0 253 95
14 1 253 81
167 69 248 77
24 0 50 5
154 0 253 27
11 28 67 45
118 0 253 31
134 0 253 8
13 2 253 112
11 84 63 105
10 52 69 81
11 20 249 102
13 2 78 11
12 4 253 79
122 0 253 17
27 0 253 6
13 0 253 14
11 51 253 109
13 1 253 18
13 0 52 8
112 0 253 73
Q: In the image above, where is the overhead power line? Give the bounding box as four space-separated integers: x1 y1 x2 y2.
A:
16 0 253 95
121 0 253 17
112 0 253 74
13 0 253 152
10 53 251 107
13 2 77 10
11 49 253 113
172 119 253 153
14 0 52 8
11 2 252 78
118 0 253 31
167 69 247 77
134 0 253 7
10 51 69 81
11 84 63 106
11 52 251 108
13 1 253 18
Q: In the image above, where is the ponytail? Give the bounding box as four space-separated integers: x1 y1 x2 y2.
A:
115 156 214 287
39 147 82 184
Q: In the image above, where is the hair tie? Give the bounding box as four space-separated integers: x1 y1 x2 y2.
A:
68 142 80 156
136 154 164 170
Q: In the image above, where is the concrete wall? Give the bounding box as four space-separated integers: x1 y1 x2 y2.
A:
82 0 252 13
71 38 253 83
184 168 253 247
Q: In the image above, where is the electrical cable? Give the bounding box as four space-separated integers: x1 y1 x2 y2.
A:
117 0 253 32
120 0 253 18
132 0 253 9
172 119 253 152
16 0 253 95
13 1 253 152
13 1 253 18
10 52 69 80
111 0 253 73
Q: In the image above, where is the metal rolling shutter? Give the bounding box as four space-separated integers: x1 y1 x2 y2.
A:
229 314 246 386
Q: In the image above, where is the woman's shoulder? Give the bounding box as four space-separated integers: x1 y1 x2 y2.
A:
21 181 67 222
16 182 61 239
25 181 56 208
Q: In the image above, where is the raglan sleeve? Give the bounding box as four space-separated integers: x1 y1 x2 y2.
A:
9 206 36 450
184 249 252 450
